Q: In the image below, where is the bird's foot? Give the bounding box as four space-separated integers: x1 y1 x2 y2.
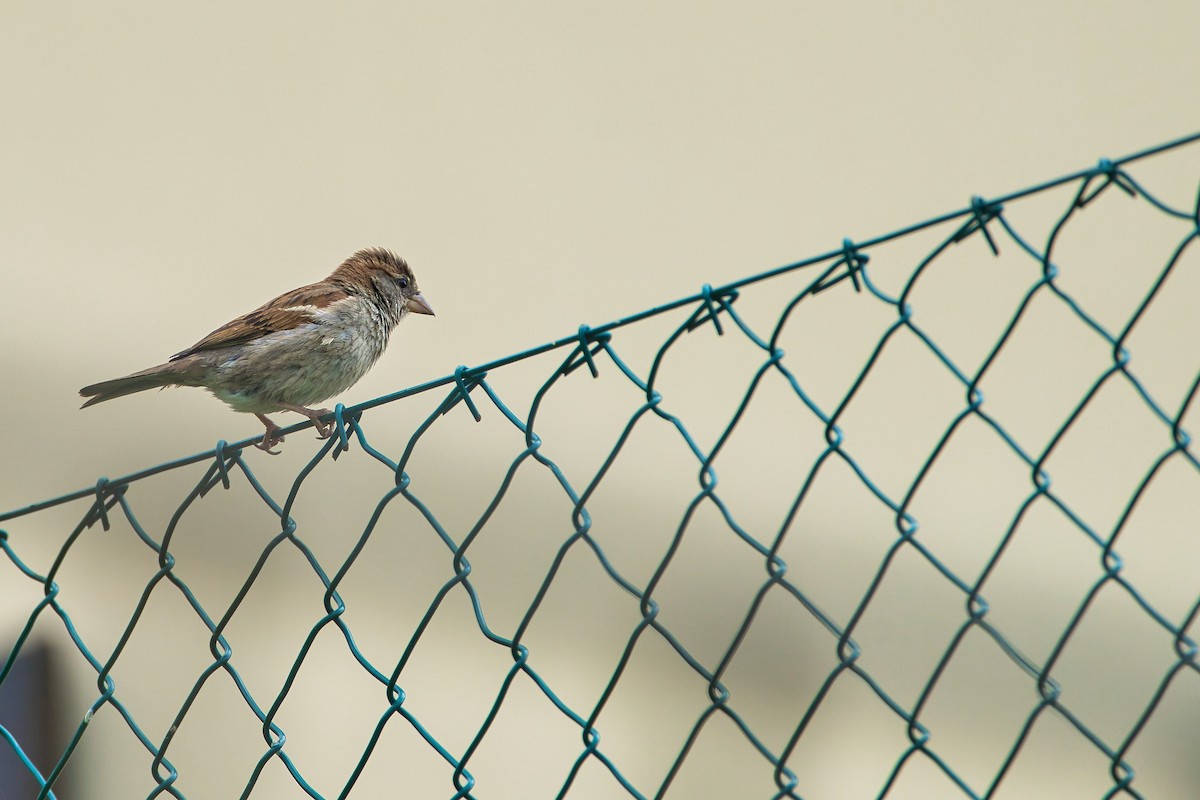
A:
278 403 336 440
254 414 286 455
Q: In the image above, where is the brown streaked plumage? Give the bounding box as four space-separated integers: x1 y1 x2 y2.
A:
80 247 434 453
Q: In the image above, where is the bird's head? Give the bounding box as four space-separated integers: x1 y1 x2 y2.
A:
333 247 434 321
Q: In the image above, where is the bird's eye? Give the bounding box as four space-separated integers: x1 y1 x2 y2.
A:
398 277 409 289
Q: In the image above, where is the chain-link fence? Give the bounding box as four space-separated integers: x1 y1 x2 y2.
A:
3 132 1199 799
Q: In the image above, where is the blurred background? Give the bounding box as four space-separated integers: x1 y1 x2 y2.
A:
1 2 1199 798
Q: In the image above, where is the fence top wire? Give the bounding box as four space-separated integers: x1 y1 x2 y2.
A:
1 130 1199 800
3 129 1198 526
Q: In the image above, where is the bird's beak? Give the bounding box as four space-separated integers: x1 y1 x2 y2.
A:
408 293 434 316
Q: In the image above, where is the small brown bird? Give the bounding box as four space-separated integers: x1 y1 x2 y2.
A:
80 247 433 453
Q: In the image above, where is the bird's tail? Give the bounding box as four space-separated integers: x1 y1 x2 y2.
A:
79 361 202 408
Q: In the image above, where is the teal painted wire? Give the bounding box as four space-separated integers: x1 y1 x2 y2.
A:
4 130 1199 525
0 131 1197 799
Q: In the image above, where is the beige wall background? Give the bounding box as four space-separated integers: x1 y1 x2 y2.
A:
2 2 1199 799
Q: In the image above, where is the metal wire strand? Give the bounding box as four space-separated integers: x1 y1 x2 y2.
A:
2 131 1199 800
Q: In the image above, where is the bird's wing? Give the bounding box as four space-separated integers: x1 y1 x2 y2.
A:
170 282 349 361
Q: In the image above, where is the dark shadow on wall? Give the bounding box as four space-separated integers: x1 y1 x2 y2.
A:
0 640 71 800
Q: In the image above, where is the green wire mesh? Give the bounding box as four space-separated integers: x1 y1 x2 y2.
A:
2 132 1199 799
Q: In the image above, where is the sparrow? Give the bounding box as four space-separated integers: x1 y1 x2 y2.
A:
80 247 434 453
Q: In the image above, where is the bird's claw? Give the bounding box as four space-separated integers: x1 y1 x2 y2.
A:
255 432 284 455
258 405 336 448
254 413 285 455
309 408 335 440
